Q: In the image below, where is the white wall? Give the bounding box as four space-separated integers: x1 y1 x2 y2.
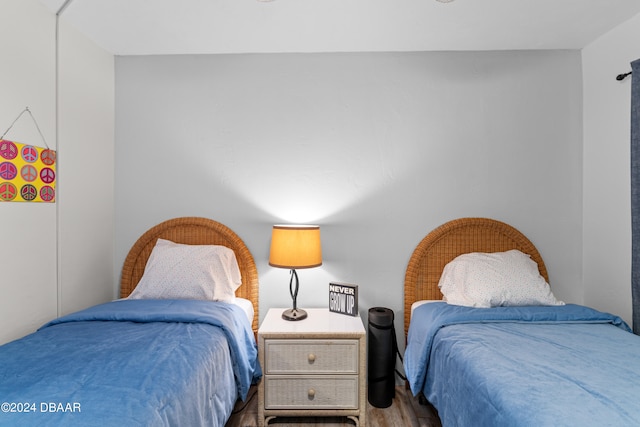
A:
582 12 640 325
1 0 56 344
115 50 584 348
57 10 115 313
0 0 115 344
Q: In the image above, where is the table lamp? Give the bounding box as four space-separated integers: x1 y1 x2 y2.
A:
269 225 322 321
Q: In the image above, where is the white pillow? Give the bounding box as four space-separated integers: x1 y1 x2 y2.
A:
438 249 564 308
128 239 242 302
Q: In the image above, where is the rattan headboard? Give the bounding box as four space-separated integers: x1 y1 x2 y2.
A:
403 217 548 337
120 217 259 333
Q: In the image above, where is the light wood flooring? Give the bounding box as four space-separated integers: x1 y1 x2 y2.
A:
225 386 442 427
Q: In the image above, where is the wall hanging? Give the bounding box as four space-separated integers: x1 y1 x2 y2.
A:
0 107 56 203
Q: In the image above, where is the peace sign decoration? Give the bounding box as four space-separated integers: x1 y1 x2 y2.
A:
0 139 56 203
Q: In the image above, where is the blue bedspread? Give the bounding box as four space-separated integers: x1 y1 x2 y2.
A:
405 302 640 426
0 299 262 427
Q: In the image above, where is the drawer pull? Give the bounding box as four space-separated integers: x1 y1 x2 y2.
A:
308 353 316 363
308 388 316 399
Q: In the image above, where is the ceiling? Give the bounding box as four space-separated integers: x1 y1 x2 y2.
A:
39 0 640 56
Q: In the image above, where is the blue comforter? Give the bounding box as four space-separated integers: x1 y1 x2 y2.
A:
0 299 262 427
405 302 640 426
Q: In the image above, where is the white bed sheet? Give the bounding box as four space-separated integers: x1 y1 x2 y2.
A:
233 297 254 324
410 300 441 319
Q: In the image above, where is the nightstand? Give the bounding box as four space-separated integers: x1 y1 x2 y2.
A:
258 308 367 426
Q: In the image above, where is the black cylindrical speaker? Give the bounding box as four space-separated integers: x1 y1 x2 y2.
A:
367 307 395 408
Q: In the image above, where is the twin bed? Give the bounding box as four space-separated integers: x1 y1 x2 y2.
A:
0 217 261 427
403 217 640 426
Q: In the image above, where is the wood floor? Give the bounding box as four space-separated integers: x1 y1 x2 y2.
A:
225 386 442 427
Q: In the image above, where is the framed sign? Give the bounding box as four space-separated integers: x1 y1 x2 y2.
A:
328 282 358 316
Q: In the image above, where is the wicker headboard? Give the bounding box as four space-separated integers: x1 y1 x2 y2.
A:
120 217 259 333
403 217 548 337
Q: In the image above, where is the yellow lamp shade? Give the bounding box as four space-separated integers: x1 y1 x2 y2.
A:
269 225 322 269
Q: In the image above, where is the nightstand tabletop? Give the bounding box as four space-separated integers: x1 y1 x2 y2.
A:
260 308 365 335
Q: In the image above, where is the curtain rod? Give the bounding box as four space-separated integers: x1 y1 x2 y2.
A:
617 71 632 81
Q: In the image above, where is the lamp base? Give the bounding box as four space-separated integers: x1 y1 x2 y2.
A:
282 308 307 321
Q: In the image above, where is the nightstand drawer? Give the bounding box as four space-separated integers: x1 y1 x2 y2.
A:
264 339 358 374
264 375 359 409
